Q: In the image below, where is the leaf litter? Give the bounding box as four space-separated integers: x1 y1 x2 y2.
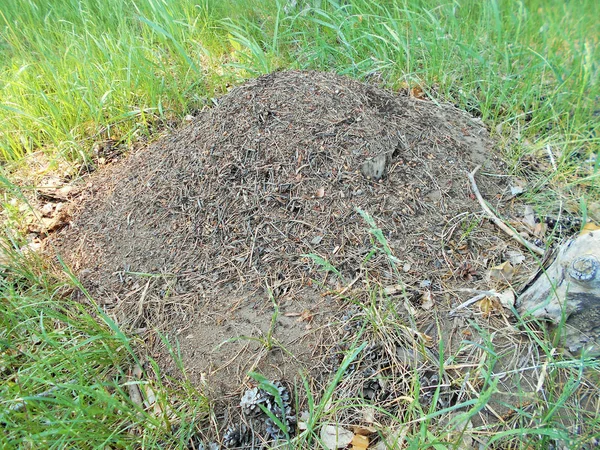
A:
48 71 599 447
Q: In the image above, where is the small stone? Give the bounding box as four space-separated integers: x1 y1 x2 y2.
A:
360 154 387 180
311 235 323 245
510 185 525 196
41 203 55 216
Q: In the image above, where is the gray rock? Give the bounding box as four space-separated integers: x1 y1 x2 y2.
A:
518 231 600 356
360 154 388 180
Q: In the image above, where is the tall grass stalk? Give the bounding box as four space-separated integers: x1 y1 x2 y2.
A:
0 249 209 448
1 0 597 174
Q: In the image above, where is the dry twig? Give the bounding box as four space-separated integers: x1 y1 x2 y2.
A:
467 165 544 256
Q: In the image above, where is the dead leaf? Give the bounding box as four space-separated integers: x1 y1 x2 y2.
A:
494 289 515 309
353 424 377 435
410 85 425 99
29 210 70 234
581 221 600 235
128 365 144 406
200 372 208 387
523 205 537 230
144 384 166 416
20 241 42 256
298 309 313 323
395 346 423 366
361 407 377 425
351 434 369 449
143 384 157 409
487 261 515 284
127 383 143 407
320 425 354 449
383 284 403 295
478 296 502 317
374 428 407 450
478 297 493 316
507 250 526 266
297 411 310 431
458 261 476 281
421 290 434 310
316 187 325 198
509 178 527 197
311 235 324 245
132 364 143 379
510 185 525 196
587 202 600 222
41 203 55 216
533 221 547 238
422 333 434 347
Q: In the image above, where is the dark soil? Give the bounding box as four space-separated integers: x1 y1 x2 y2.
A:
52 70 509 397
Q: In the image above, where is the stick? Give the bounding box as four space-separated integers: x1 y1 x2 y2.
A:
333 274 362 298
467 165 545 256
448 293 488 316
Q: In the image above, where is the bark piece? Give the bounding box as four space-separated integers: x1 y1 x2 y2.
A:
518 231 600 356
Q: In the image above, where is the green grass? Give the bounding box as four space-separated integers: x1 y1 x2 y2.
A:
1 0 598 165
1 0 599 448
278 281 600 449
0 0 230 162
0 250 209 449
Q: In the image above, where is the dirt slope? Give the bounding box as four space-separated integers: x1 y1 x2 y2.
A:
53 70 507 394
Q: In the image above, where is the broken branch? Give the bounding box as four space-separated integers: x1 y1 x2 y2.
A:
467 165 544 256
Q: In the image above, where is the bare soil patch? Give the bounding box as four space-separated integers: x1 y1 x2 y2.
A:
52 70 511 401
